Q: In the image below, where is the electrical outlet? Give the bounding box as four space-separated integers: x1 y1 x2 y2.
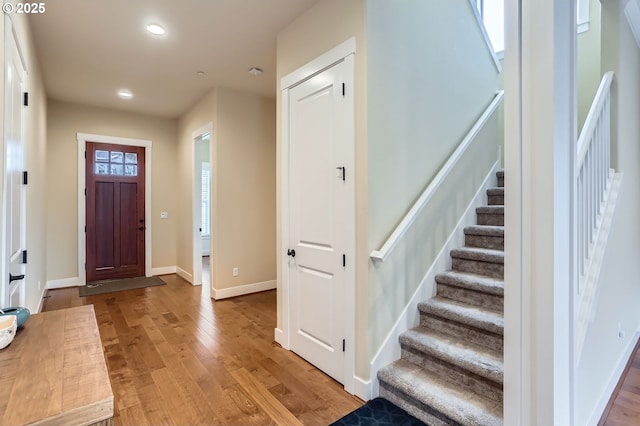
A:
232 267 239 277
160 212 169 219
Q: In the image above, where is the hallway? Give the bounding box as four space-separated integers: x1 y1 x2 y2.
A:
43 275 362 425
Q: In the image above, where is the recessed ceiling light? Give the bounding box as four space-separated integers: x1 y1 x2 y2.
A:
118 90 133 99
146 23 166 36
248 67 264 76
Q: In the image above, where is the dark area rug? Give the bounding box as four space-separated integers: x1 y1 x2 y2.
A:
79 276 166 297
330 398 426 426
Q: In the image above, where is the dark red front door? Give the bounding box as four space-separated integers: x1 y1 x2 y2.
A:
86 142 145 282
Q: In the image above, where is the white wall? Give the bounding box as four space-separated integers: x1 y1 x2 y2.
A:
575 1 640 423
366 0 500 361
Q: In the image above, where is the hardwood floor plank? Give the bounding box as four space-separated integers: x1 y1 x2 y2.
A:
230 367 303 426
151 367 209 425
43 274 362 425
601 338 640 426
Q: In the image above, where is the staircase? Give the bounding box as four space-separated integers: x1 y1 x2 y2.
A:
377 170 504 426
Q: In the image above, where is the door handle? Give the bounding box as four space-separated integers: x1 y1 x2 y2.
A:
287 249 296 258
9 274 24 283
138 226 146 231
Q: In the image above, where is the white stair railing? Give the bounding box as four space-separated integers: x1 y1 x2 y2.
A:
576 71 614 293
575 71 623 363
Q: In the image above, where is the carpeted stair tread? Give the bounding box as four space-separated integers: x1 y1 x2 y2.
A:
400 328 503 384
435 271 504 296
486 187 504 196
496 170 504 178
464 225 504 237
476 206 504 226
476 206 504 215
450 247 504 264
419 297 503 335
378 359 503 426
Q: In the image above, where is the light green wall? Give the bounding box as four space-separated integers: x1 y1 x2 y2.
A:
366 0 500 360
576 1 640 423
577 0 602 132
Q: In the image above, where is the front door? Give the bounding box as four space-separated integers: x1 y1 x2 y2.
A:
288 59 352 383
86 142 145 282
2 18 27 307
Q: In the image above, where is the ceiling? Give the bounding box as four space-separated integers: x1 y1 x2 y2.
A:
28 0 320 118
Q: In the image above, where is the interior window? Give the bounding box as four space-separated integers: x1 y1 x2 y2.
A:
475 0 589 56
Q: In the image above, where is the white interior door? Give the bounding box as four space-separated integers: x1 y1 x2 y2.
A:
288 60 351 383
3 19 27 308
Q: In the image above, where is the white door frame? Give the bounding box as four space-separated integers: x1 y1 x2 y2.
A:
2 16 28 308
192 123 213 287
77 133 153 286
278 37 357 394
504 0 576 424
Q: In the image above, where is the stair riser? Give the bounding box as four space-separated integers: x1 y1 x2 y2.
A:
465 234 504 250
487 195 504 205
437 284 504 311
379 383 460 426
451 258 504 279
401 346 503 404
476 213 504 226
420 314 503 352
497 176 504 187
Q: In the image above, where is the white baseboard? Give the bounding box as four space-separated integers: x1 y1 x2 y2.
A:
274 327 289 349
368 160 500 398
151 266 177 276
47 277 81 289
176 267 193 284
212 280 276 300
351 376 372 401
587 331 640 426
36 284 47 314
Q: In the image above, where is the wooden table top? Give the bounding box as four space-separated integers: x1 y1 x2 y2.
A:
0 305 114 425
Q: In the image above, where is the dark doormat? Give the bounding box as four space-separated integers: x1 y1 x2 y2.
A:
79 276 166 297
330 398 426 426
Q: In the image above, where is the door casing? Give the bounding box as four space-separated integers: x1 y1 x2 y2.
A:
277 37 357 394
2 16 27 308
191 122 213 288
77 133 152 287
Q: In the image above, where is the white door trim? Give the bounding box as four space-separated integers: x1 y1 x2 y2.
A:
279 38 357 394
77 132 153 286
2 16 28 309
191 123 213 288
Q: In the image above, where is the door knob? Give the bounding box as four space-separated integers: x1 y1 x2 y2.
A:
287 249 296 258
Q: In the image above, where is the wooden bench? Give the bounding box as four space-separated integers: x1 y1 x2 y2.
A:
0 304 114 425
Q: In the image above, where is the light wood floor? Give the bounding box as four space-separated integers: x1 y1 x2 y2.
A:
600 339 640 425
42 273 362 425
